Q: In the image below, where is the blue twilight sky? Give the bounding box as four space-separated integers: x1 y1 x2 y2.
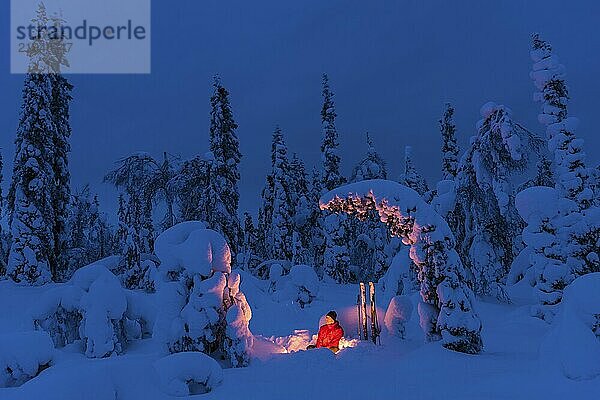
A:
1 1 599 218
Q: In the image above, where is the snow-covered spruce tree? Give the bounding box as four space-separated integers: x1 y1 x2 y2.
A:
320 74 346 192
531 33 594 208
321 180 483 354
7 5 72 284
175 154 212 222
207 77 243 255
267 127 294 261
454 103 542 300
400 146 429 196
520 34 600 320
350 133 387 182
288 154 312 265
440 103 459 180
7 75 56 285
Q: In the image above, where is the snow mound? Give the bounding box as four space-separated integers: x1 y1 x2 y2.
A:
274 265 320 308
153 352 223 396
0 331 54 387
541 273 600 380
154 221 231 277
384 296 413 339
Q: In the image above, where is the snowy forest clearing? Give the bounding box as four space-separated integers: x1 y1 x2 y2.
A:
0 279 598 399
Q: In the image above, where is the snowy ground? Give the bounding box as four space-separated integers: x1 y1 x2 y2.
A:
0 278 598 399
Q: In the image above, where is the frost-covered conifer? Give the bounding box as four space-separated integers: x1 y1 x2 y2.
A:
289 154 312 264
440 103 459 180
268 127 294 260
350 133 387 182
207 77 242 254
400 146 429 196
7 5 72 284
530 34 594 208
515 35 600 320
320 74 345 192
455 103 542 300
7 74 56 285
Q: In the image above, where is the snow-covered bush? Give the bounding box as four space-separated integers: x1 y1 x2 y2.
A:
0 331 54 387
77 265 128 358
31 262 139 358
320 180 483 354
384 296 413 339
540 273 600 380
153 352 223 396
153 222 253 367
378 246 416 305
32 285 83 348
273 265 320 308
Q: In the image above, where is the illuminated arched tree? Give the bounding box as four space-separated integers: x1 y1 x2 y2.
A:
320 179 483 354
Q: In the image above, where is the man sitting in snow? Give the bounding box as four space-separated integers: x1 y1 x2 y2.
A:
307 310 344 353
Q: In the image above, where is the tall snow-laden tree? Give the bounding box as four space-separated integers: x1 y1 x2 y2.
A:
519 34 600 321
7 71 56 285
207 77 242 254
401 146 429 196
7 5 73 284
320 74 346 192
114 194 128 254
454 102 542 300
531 33 594 208
267 127 294 261
440 103 459 180
350 133 387 183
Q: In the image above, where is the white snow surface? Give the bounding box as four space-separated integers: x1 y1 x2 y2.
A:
1 274 599 398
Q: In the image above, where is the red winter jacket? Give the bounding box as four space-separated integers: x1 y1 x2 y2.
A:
316 321 344 349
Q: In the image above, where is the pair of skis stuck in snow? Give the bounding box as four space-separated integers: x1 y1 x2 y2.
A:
357 282 381 344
